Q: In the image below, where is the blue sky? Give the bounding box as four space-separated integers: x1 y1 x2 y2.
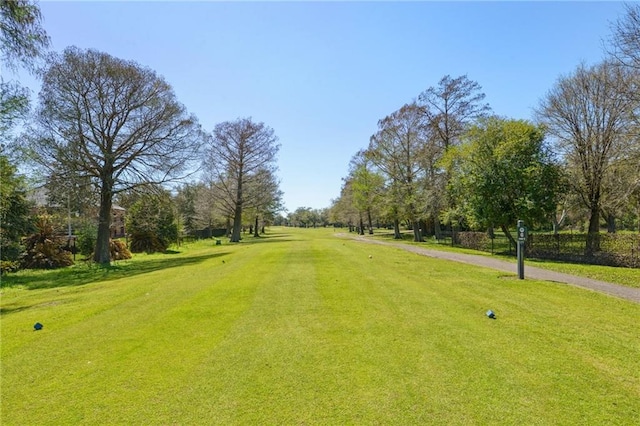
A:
9 1 628 212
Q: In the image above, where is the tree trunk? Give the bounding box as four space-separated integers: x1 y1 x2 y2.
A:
393 218 402 239
419 219 428 239
367 209 373 234
254 215 259 237
359 214 365 236
231 200 242 242
94 180 113 265
434 216 442 240
231 175 243 241
225 217 231 238
412 226 422 242
605 213 616 233
586 205 600 256
500 224 516 253
552 209 566 234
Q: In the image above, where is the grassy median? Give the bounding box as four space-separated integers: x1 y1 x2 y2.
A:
1 227 639 424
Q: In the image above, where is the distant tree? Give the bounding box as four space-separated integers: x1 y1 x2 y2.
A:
328 184 359 231
127 189 178 253
29 47 202 265
537 61 636 255
0 0 49 141
348 150 384 235
174 182 200 237
368 103 428 242
243 167 283 237
289 207 313 228
416 75 491 234
0 154 34 263
448 117 564 247
417 75 491 151
599 154 640 232
204 118 279 242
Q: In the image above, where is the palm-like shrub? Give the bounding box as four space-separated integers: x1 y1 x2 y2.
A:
20 215 73 269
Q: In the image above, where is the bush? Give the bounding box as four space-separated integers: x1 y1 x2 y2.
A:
76 224 97 258
126 191 178 253
129 230 168 253
1 260 20 275
110 239 132 260
20 215 73 269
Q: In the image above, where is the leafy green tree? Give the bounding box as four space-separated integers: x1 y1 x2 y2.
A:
328 182 359 231
127 190 178 253
448 117 564 247
0 154 34 264
174 182 200 237
417 75 491 235
1 0 49 141
348 150 385 235
368 103 428 242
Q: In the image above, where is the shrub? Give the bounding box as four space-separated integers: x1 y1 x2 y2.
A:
129 230 168 253
76 224 97 258
20 215 73 269
1 260 20 275
110 239 132 260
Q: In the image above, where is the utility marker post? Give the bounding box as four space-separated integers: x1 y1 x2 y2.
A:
517 220 527 279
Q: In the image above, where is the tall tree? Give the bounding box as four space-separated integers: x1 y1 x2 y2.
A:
29 47 202 265
609 3 640 71
348 150 384 235
417 75 491 151
368 103 428 242
448 117 564 247
416 75 491 234
0 0 49 142
328 184 359 231
244 167 283 237
537 61 636 255
204 118 279 242
0 154 34 263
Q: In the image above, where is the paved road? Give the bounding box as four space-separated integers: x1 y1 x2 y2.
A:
342 234 640 304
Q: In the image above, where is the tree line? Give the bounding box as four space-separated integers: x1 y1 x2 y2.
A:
329 5 640 257
1 0 282 269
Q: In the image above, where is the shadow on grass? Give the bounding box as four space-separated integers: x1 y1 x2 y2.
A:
232 232 298 245
1 251 230 291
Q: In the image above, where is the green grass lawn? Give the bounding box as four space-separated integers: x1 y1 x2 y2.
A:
368 229 640 288
1 227 639 424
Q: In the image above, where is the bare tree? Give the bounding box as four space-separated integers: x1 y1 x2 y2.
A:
417 75 491 151
204 118 279 242
244 167 283 237
29 47 202 265
608 3 640 70
537 61 636 255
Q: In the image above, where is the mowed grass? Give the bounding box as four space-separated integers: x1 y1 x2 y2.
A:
371 230 640 288
1 227 639 424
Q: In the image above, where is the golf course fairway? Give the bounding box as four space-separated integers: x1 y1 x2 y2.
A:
1 228 639 424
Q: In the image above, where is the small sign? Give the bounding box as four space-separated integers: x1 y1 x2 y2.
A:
518 226 527 241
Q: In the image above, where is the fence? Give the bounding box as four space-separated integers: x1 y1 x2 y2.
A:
455 231 640 268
